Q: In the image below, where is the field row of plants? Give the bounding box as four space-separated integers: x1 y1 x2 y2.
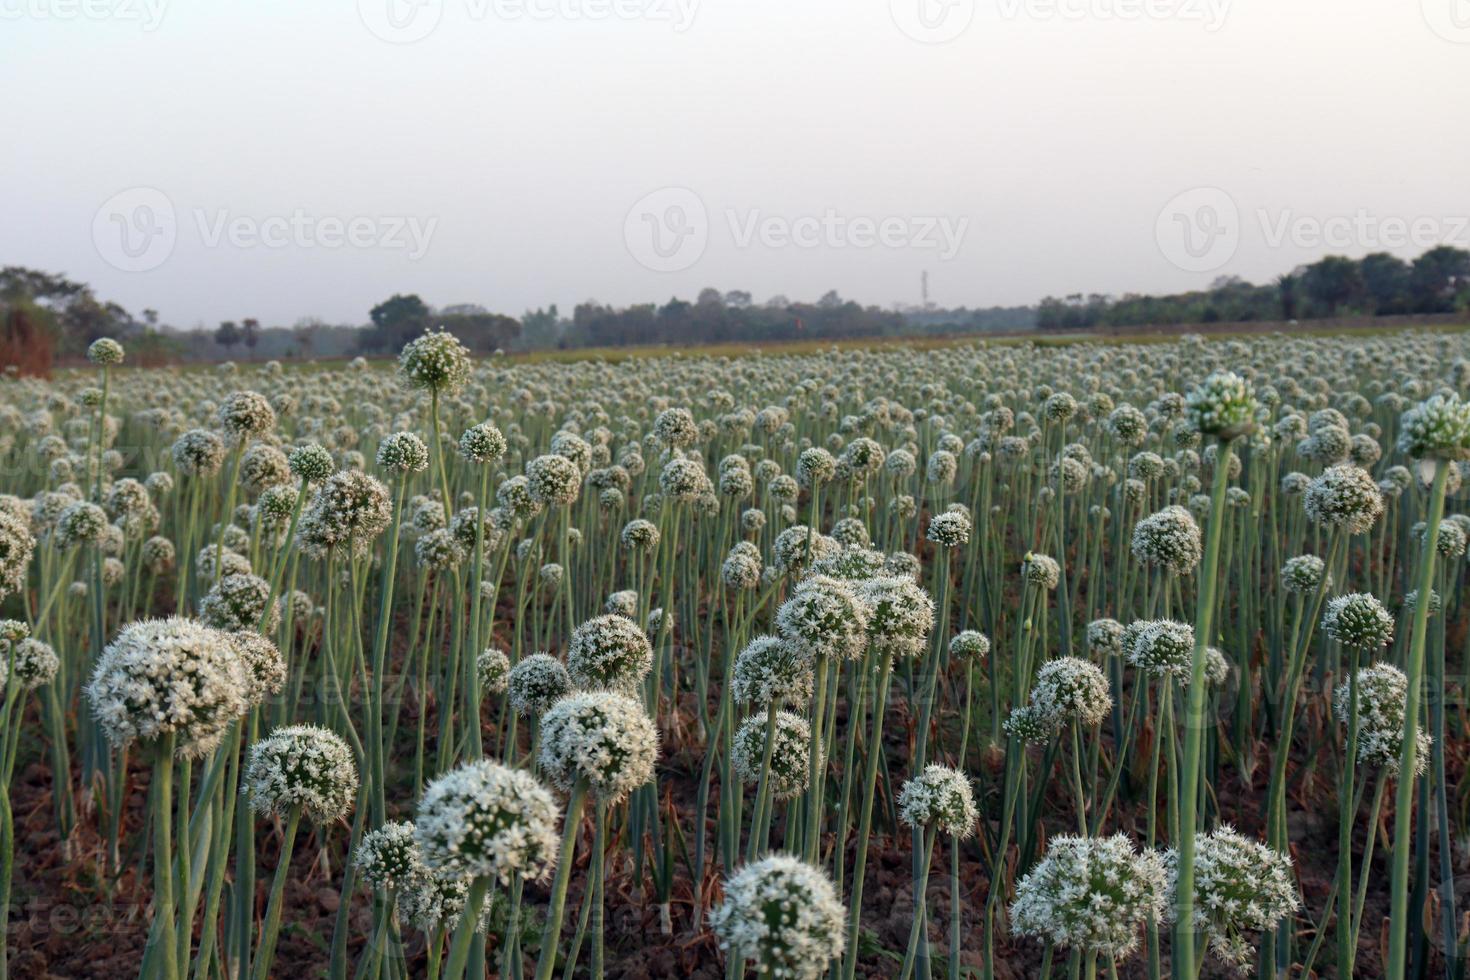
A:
2 328 1469 978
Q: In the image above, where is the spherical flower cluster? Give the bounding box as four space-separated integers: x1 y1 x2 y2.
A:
87 337 125 365
458 422 506 463
216 390 276 443
1333 662 1431 774
1130 506 1202 575
1086 618 1125 658
659 456 713 502
1022 552 1061 590
538 691 658 804
1125 619 1195 678
141 536 176 575
1397 393 1470 460
355 821 419 892
1030 657 1112 728
398 329 472 394
53 501 108 548
1185 371 1257 438
526 453 581 506
796 447 837 489
710 855 846 980
376 432 430 474
730 635 813 707
1303 465 1383 535
288 443 335 483
298 470 393 559
239 444 292 495
653 407 698 447
86 617 248 757
476 646 511 694
1280 554 1327 594
414 528 465 571
414 760 559 884
1010 834 1166 959
1322 592 1394 649
854 575 933 659
506 653 572 718
566 614 654 693
1164 827 1298 972
926 510 971 548
949 630 990 662
7 637 59 690
0 511 34 600
722 550 762 590
620 518 660 553
776 575 871 662
200 572 279 633
226 630 286 704
731 711 812 799
244 724 358 822
898 764 978 837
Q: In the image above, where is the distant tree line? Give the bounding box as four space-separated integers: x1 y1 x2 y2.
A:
3 246 1468 375
1036 246 1470 331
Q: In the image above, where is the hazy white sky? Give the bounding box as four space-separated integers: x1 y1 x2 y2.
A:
3 0 1467 328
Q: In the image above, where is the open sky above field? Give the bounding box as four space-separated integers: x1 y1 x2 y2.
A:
3 0 1467 327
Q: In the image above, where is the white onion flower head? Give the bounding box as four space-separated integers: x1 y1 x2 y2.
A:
776 575 871 662
926 510 971 548
355 820 419 892
1022 552 1061 590
1280 555 1327 594
376 432 430 474
1185 371 1257 439
1322 592 1394 650
731 711 812 800
1125 619 1195 679
710 854 846 980
854 575 933 659
526 453 581 506
730 635 814 708
1397 393 1470 461
216 390 276 443
226 630 286 704
1163 827 1297 973
477 646 511 694
1010 833 1167 959
1333 662 1431 774
1086 618 1125 658
200 573 279 633
414 759 560 884
398 328 471 395
1130 506 1202 575
898 764 978 837
566 614 654 693
457 422 506 463
8 637 59 690
86 616 248 758
88 337 125 365
0 511 35 600
1303 465 1383 536
1030 657 1112 728
538 691 658 804
506 653 572 718
949 630 990 662
244 724 358 822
